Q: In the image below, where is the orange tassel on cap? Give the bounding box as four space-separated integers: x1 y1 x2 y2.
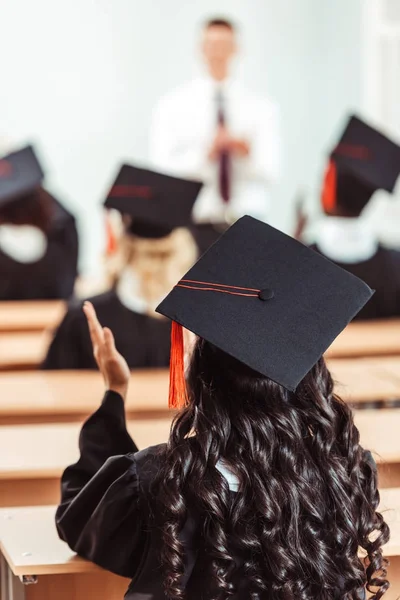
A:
168 321 188 410
322 159 337 215
105 214 117 255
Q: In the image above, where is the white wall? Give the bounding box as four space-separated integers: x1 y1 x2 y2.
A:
0 0 365 274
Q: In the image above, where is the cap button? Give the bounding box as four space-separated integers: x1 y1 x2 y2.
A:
258 288 274 301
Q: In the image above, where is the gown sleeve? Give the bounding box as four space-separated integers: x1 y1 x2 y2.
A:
56 391 144 578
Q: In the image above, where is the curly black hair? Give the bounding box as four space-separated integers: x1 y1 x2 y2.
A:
156 338 390 599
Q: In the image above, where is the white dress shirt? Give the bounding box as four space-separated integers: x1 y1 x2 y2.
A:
149 76 281 224
313 216 378 264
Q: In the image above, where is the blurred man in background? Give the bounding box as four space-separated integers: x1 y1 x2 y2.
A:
150 17 281 253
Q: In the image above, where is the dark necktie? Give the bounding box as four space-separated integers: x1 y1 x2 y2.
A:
216 90 230 204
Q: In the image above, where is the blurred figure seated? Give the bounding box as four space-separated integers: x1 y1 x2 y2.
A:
311 115 400 321
43 165 200 369
0 145 78 300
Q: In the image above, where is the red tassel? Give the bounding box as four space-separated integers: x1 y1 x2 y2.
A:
321 159 337 215
168 321 188 410
105 214 117 255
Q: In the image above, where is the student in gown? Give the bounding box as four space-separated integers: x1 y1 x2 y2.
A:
0 145 78 300
312 115 400 320
43 165 201 370
56 216 388 599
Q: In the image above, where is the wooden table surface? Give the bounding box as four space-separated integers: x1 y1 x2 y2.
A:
0 370 171 424
0 359 399 425
326 319 400 359
0 492 399 577
0 410 398 508
0 418 172 481
328 356 400 404
0 331 50 370
0 300 65 333
0 410 395 481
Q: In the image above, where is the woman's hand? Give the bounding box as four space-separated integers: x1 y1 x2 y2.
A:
83 301 130 400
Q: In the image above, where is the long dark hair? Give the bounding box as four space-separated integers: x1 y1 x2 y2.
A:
0 187 53 232
156 338 389 599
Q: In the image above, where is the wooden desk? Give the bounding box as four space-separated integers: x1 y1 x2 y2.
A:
0 408 397 509
0 418 172 506
0 506 129 600
0 370 170 425
1 495 400 600
0 332 49 371
0 360 399 425
327 357 400 405
0 301 65 333
355 409 400 488
326 319 400 359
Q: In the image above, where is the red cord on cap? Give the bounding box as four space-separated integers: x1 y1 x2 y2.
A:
168 321 189 410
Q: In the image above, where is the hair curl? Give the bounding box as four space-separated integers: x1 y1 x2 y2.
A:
156 339 390 599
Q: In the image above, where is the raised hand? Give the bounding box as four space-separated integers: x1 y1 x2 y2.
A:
83 301 130 399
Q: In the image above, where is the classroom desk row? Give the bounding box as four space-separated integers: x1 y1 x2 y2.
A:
1 299 400 369
0 301 65 334
0 418 173 507
1 489 400 600
0 357 399 427
0 408 398 509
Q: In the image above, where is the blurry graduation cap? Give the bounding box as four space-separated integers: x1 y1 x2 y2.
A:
0 146 44 207
104 164 203 238
322 115 400 216
157 215 373 407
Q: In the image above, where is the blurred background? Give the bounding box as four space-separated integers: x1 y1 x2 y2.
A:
2 0 399 276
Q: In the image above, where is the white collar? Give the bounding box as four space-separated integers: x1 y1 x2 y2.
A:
116 268 168 315
115 268 148 314
314 216 379 264
196 74 237 96
216 459 240 492
0 225 47 263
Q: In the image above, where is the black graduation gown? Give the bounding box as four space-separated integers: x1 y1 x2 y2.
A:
311 244 400 320
189 222 229 256
42 290 171 370
0 193 78 300
56 392 368 600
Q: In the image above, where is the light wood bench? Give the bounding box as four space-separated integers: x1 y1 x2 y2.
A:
0 418 172 507
0 359 399 425
328 356 400 405
0 408 398 509
354 409 400 488
0 370 170 425
0 301 65 333
1 495 399 600
0 506 129 600
0 332 50 371
326 319 400 359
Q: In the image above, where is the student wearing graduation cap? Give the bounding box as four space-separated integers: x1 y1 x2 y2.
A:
312 115 400 320
56 216 389 599
43 166 200 370
0 145 78 300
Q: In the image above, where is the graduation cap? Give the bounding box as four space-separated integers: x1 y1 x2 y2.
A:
0 146 44 207
322 115 400 216
156 216 373 408
104 164 203 238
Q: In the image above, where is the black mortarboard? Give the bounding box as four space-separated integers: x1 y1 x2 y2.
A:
0 146 44 207
157 216 373 405
322 115 400 216
104 164 203 238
